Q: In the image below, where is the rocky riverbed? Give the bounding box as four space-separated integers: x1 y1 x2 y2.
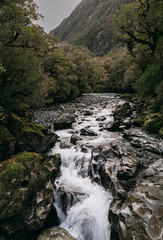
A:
0 93 163 240
33 93 163 240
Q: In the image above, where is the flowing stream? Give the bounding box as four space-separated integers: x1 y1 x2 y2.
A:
49 94 124 240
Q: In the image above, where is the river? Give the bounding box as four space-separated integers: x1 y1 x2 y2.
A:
49 93 126 240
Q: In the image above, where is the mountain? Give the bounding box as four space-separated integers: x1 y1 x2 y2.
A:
50 0 132 55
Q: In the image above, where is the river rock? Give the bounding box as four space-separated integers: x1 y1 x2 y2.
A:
0 152 61 236
6 113 56 153
114 102 132 122
104 120 120 131
54 113 75 130
70 134 81 145
56 186 87 215
123 129 163 155
96 116 106 121
38 226 76 240
117 155 140 180
83 109 93 116
109 159 163 240
80 128 97 136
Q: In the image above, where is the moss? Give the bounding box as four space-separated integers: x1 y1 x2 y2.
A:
133 117 144 127
0 126 15 143
159 127 163 137
129 196 137 203
0 152 43 201
23 125 45 137
7 113 47 138
122 93 133 100
33 123 47 133
144 113 163 133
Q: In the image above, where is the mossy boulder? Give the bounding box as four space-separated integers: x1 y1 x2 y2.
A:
144 113 163 133
6 113 57 153
0 152 61 236
0 126 16 161
159 127 163 137
132 117 145 127
38 227 76 240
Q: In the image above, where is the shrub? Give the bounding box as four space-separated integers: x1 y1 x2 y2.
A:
136 64 162 97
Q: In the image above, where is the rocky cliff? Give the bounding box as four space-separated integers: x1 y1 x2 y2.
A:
50 0 132 55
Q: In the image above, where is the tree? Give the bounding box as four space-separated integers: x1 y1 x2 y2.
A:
113 0 163 53
0 0 48 113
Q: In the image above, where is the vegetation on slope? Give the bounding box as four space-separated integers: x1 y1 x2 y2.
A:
0 0 107 115
50 0 132 55
103 0 163 113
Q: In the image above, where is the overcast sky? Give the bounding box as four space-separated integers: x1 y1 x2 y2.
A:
34 0 81 33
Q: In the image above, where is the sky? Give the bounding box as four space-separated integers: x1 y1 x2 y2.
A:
34 0 81 33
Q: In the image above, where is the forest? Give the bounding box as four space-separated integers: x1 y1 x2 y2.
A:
0 0 163 123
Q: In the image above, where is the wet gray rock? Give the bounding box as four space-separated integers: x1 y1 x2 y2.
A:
70 134 81 145
109 159 163 240
96 116 106 121
114 102 132 122
80 128 97 136
54 113 76 130
81 144 90 153
83 110 93 116
38 227 76 240
124 129 163 155
117 156 140 179
104 121 120 131
56 186 87 215
0 153 61 236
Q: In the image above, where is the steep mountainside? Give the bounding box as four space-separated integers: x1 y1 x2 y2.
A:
50 0 132 55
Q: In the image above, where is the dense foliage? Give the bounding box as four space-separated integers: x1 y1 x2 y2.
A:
1 0 162 116
0 0 107 114
103 0 163 112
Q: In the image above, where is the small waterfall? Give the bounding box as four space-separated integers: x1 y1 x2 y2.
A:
53 145 112 240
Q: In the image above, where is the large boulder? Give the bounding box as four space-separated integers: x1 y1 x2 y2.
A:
6 113 57 153
38 227 76 240
54 113 75 130
114 102 132 122
104 120 120 131
109 159 163 240
0 152 61 236
0 126 16 161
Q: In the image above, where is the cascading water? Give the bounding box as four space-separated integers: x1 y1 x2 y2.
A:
49 94 123 240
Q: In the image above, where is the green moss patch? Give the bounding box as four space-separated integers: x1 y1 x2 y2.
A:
7 113 48 138
159 127 163 137
0 126 15 143
133 118 145 127
144 113 163 133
